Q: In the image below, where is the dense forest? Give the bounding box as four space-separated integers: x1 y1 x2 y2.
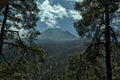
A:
0 0 120 80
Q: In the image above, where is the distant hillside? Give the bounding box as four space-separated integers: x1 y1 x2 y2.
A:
37 33 88 80
37 28 88 59
39 28 79 41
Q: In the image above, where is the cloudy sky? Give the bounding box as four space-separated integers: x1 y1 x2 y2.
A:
36 0 82 36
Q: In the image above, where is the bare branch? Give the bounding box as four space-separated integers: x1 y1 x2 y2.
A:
83 42 105 57
110 26 118 43
5 30 26 48
3 42 19 47
9 3 25 9
3 42 41 52
98 31 105 40
0 54 14 70
4 30 19 34
7 15 22 21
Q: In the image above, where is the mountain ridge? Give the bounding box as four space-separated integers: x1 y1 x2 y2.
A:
39 28 79 41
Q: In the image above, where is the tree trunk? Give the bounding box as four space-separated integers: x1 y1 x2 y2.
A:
105 2 112 80
0 4 9 55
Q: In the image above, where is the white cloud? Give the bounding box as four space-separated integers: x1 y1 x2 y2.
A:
53 4 69 18
45 19 57 27
37 0 82 28
67 0 83 2
38 0 68 28
68 10 82 20
56 26 60 28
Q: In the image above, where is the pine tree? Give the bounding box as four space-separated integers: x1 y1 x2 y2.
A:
0 0 46 79
74 0 119 80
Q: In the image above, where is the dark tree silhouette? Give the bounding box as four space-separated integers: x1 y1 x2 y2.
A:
0 1 46 79
74 0 119 80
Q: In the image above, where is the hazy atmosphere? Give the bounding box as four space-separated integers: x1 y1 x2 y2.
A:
0 0 120 80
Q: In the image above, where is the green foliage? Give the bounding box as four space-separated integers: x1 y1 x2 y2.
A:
74 0 119 37
73 0 120 80
65 54 80 80
0 0 46 80
0 44 47 80
65 43 120 80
